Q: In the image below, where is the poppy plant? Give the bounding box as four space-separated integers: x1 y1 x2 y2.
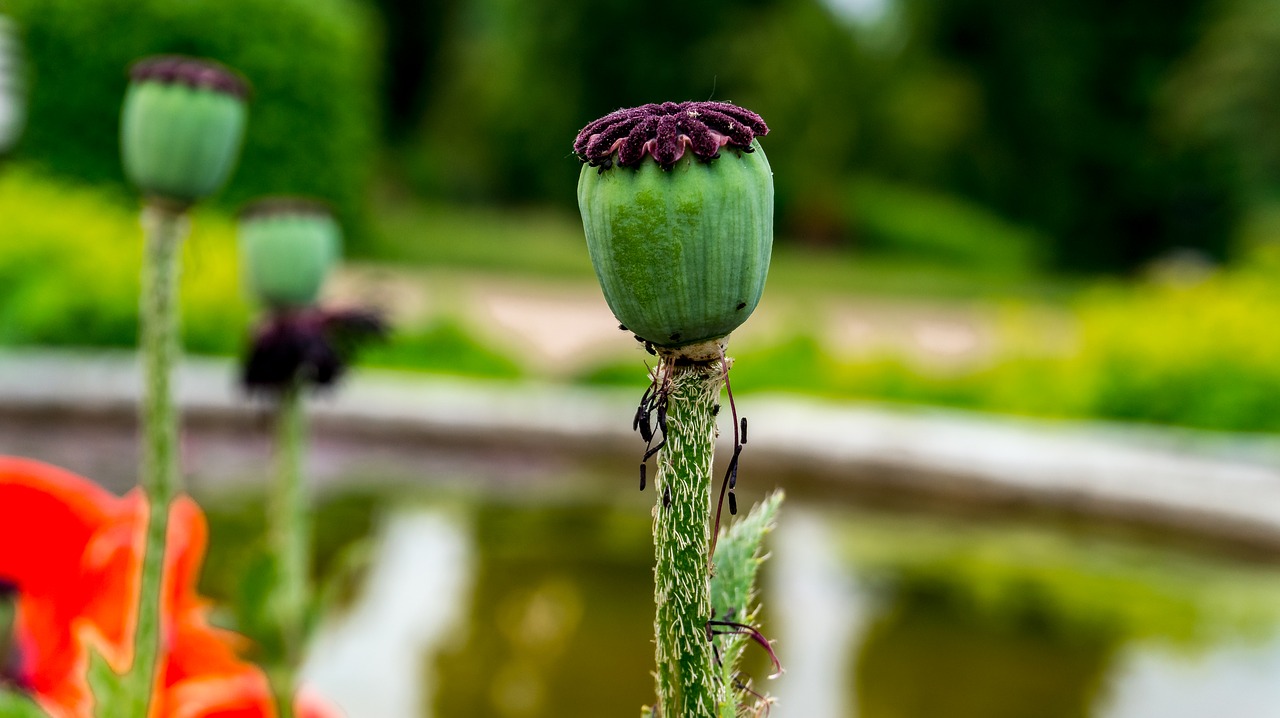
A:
575 102 781 717
0 456 335 718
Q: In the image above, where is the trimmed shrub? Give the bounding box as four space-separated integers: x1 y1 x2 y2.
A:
0 168 247 353
7 0 380 244
578 253 1280 433
0 169 527 380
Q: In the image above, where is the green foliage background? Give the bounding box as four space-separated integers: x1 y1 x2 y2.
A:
7 0 1274 272
381 0 1241 271
6 0 1280 435
0 169 521 379
7 0 380 243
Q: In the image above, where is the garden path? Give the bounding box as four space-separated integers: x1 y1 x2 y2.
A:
326 264 1075 378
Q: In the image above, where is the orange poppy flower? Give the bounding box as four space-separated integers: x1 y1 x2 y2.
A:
0 456 337 718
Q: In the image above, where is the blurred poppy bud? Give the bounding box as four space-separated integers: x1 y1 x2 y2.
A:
120 55 248 208
575 101 773 358
239 198 340 309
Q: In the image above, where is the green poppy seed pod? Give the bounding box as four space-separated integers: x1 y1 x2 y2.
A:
120 55 248 208
239 198 341 309
575 101 773 359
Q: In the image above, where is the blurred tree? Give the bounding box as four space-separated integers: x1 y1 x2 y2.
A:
707 0 870 245
364 0 458 142
1164 0 1280 206
379 0 1240 272
399 0 778 205
916 0 1237 270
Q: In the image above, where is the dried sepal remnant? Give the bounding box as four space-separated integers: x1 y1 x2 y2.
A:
242 308 387 394
707 617 782 679
574 101 770 170
634 356 675 491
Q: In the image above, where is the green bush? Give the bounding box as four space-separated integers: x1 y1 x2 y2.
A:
579 255 1280 433
0 168 248 353
362 319 524 379
1071 255 1280 432
0 169 526 381
7 0 379 244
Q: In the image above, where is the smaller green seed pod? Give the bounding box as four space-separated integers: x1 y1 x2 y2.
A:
239 198 341 309
120 55 248 208
575 101 773 358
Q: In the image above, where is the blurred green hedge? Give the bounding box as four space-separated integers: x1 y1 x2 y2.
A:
0 169 524 379
581 253 1280 434
0 168 248 353
7 0 379 243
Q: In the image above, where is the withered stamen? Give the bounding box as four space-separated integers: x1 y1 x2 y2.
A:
575 101 769 170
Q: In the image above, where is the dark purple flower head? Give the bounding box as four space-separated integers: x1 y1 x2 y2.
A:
242 307 388 395
129 55 250 100
574 101 769 170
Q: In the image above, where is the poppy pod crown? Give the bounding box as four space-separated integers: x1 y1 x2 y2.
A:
575 101 773 356
120 55 249 208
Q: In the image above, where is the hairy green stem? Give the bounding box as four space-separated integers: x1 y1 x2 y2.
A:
653 359 725 718
270 383 309 718
128 204 188 717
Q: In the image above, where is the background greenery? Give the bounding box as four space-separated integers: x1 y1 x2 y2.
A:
11 0 1280 271
5 0 1280 436
371 0 1252 271
6 168 1280 434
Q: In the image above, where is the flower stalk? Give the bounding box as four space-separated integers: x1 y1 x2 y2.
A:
270 381 308 718
127 202 189 717
652 358 726 718
235 197 386 715
119 53 247 716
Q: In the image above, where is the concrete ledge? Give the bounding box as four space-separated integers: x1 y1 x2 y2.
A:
4 350 1280 551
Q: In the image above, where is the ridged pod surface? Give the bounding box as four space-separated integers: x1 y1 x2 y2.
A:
577 141 773 349
239 204 341 309
120 56 247 207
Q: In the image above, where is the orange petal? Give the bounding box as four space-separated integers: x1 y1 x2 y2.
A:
0 458 335 718
0 457 120 592
162 670 274 718
0 457 126 715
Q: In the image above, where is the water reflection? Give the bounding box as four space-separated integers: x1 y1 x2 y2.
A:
203 490 1280 718
428 501 654 717
855 591 1116 718
301 510 473 717
1099 641 1280 718
769 510 867 718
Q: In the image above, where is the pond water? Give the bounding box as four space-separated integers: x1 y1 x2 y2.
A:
198 480 1280 718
